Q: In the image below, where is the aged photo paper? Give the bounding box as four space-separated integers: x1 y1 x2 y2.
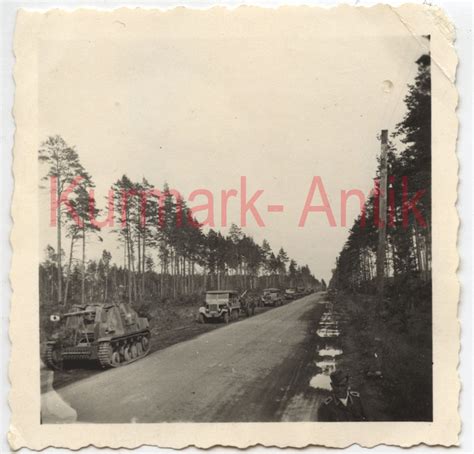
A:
9 4 459 450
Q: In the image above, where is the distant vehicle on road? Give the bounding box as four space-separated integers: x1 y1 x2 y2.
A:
295 287 313 297
198 290 241 324
262 288 284 306
284 288 297 300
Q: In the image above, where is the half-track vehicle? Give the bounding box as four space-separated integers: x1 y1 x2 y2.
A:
198 290 241 323
43 302 150 370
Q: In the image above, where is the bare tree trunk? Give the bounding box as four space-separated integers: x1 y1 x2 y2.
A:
137 231 141 299
174 254 179 297
57 186 62 304
413 225 423 275
183 256 187 294
64 235 76 306
142 231 146 297
81 226 85 305
425 219 432 276
104 271 108 302
130 242 137 302
126 230 132 304
160 259 164 299
170 250 175 298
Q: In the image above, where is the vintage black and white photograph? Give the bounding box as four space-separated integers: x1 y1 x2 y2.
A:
9 5 459 449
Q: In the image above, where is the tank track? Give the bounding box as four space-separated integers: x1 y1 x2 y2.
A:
97 330 151 369
43 344 62 370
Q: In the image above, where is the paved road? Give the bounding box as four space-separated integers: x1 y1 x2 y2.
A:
42 293 327 423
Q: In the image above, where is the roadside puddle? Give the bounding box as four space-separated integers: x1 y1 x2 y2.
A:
316 327 340 337
315 309 340 338
309 373 332 390
310 304 344 391
318 346 343 357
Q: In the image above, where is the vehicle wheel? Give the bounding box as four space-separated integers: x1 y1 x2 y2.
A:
199 313 206 324
111 351 121 366
136 342 143 357
141 336 149 352
223 312 229 324
131 343 138 359
123 346 131 362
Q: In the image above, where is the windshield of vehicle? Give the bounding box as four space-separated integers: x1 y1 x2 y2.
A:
206 293 230 303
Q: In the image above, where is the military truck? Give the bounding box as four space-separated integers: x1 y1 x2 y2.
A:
198 290 241 324
43 302 150 370
262 288 284 306
284 288 297 300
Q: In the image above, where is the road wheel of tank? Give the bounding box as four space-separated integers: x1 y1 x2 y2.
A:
123 346 132 362
223 312 229 324
199 313 206 324
141 336 149 352
44 344 63 370
130 343 138 359
137 341 143 357
111 350 121 366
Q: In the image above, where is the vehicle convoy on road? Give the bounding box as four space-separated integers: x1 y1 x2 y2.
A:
43 302 150 370
42 292 327 423
198 290 241 324
262 288 284 306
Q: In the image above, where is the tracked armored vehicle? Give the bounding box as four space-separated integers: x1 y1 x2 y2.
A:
43 302 150 370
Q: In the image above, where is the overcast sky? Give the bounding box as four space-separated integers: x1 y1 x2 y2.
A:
38 10 429 283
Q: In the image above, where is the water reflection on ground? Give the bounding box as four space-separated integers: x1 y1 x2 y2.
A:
318 347 343 357
309 373 332 390
310 306 344 391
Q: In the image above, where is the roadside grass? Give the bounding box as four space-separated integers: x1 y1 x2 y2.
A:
336 292 432 421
